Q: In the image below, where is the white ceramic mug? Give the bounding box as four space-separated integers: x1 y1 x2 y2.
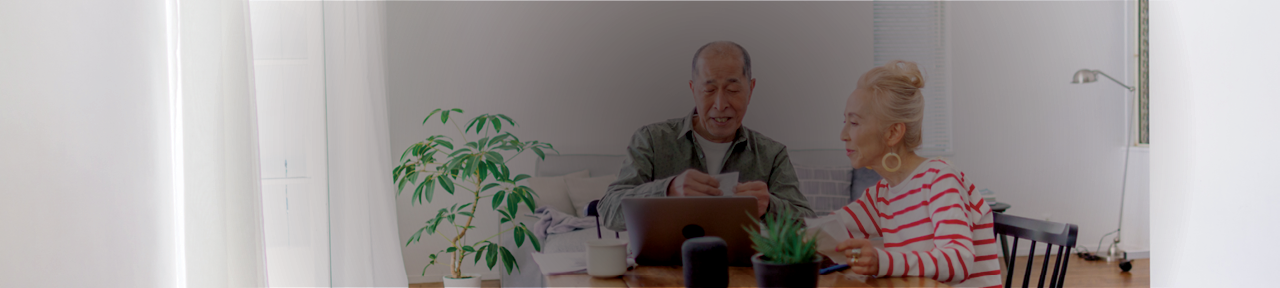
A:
585 238 628 277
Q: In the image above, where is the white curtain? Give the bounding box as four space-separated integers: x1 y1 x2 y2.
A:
324 1 411 287
180 0 268 287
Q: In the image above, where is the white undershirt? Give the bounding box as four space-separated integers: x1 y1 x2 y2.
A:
693 131 732 175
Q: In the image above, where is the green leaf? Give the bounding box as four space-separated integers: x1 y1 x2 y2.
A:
433 139 453 150
478 161 490 182
485 243 499 269
423 108 442 125
497 208 513 221
422 178 436 203
512 174 531 183
531 146 546 160
482 183 501 192
489 134 510 147
473 246 486 265
441 109 451 124
446 246 457 253
450 203 459 212
452 108 464 113
522 189 537 212
501 165 510 181
497 114 516 126
412 178 428 205
397 172 410 192
485 151 504 164
488 163 505 182
492 117 502 133
458 211 474 217
407 226 426 246
440 176 455 194
458 203 472 211
507 191 522 215
500 247 518 273
462 245 476 252
465 117 480 133
476 117 487 134
524 223 542 252
513 225 526 248
492 190 507 210
400 146 414 161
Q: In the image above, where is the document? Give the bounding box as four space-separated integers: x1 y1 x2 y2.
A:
713 171 739 196
805 214 852 264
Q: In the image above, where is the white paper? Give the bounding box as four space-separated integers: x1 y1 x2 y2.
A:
530 252 587 275
805 214 852 264
713 172 739 196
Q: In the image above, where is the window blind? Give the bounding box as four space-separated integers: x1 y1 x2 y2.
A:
873 1 952 156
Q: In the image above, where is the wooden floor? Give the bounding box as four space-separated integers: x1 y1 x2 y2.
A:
409 255 1148 287
1006 254 1148 288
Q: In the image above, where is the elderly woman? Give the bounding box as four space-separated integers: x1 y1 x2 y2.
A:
834 60 1001 288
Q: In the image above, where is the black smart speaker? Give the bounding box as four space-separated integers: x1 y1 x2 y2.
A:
682 236 729 288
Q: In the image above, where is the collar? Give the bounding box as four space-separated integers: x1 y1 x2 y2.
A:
677 109 750 148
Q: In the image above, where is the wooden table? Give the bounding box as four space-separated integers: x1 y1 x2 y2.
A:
547 266 950 287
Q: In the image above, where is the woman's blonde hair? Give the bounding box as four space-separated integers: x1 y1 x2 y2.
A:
857 60 926 150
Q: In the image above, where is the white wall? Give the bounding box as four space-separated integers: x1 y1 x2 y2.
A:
385 2 873 282
0 1 177 287
385 1 1147 282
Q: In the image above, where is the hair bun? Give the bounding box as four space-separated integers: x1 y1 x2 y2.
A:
887 60 926 89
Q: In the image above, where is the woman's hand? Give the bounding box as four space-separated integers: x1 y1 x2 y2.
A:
836 238 879 275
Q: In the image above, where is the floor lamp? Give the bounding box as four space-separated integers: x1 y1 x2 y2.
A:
1071 69 1135 271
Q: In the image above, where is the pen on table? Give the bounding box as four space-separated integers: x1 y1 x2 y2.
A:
819 264 850 275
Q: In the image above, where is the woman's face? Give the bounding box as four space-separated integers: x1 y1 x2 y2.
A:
841 89 885 169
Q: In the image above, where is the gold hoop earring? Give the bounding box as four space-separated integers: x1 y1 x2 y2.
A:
881 152 902 172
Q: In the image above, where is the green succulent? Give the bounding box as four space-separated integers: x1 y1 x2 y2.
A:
744 208 819 264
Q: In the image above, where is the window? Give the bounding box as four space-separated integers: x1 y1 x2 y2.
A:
248 1 330 286
873 1 953 155
1137 0 1149 145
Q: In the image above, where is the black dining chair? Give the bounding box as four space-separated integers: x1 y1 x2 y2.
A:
993 213 1078 288
584 199 620 240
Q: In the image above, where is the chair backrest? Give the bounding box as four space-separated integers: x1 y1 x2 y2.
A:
993 213 1078 288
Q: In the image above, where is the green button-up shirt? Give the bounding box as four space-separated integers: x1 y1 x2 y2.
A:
598 110 815 231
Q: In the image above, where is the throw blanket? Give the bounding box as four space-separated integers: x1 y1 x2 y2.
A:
532 206 599 239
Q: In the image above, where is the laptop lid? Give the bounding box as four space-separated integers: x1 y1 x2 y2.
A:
621 196 758 266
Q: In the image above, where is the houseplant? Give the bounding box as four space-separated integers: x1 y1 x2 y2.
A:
393 108 556 286
744 209 821 288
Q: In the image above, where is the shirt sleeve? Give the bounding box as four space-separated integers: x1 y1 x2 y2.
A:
837 184 883 239
874 171 982 283
598 127 672 231
763 148 816 219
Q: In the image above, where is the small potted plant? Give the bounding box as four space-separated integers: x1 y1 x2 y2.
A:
393 108 556 287
744 209 821 288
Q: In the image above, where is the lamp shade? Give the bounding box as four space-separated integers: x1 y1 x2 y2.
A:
1072 69 1098 84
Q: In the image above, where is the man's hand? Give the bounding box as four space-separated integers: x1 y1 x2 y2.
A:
735 181 770 218
836 238 879 275
668 169 721 196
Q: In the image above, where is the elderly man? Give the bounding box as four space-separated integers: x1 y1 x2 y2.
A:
597 41 814 231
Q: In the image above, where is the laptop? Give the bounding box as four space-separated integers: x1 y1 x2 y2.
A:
621 196 759 266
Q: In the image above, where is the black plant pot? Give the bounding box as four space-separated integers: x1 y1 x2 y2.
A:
751 253 820 288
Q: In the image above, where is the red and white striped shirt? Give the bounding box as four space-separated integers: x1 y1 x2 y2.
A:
836 158 1001 288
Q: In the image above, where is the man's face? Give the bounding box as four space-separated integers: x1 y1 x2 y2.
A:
689 52 755 143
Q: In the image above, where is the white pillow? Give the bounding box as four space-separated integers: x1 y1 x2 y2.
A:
526 170 589 215
565 175 619 218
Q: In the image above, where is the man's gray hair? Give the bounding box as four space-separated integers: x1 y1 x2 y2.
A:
691 41 752 80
